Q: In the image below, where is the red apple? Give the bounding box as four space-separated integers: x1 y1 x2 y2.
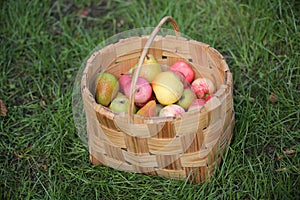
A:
135 93 156 108
170 70 190 89
205 94 215 102
191 77 215 99
118 74 132 93
159 104 185 117
188 99 206 112
170 61 195 83
123 77 152 104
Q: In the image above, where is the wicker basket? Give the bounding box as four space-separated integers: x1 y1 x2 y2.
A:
81 16 234 183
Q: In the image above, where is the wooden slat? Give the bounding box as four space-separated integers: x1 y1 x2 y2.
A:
123 151 158 168
101 125 126 148
124 134 150 154
181 131 204 153
180 151 208 167
115 37 142 57
156 168 186 180
148 137 183 155
156 154 182 170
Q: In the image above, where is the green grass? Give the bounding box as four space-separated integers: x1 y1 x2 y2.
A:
1 0 299 199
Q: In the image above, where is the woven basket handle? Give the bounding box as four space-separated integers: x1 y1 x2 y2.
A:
129 16 180 122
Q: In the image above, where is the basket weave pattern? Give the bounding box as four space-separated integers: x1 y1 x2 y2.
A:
81 17 234 183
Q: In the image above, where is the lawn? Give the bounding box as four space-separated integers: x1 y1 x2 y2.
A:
1 0 299 199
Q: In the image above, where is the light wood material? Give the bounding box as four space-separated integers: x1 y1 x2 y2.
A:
81 16 235 183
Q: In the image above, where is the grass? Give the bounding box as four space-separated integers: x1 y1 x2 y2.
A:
0 0 299 199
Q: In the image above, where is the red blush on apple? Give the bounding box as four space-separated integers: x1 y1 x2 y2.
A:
170 61 195 83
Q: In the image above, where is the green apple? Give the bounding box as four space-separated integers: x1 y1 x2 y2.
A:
95 72 119 106
109 96 136 114
176 88 196 110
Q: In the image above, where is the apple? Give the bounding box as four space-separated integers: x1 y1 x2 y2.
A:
152 71 184 105
170 70 190 89
109 96 136 113
95 72 119 106
205 94 214 102
129 54 162 82
118 74 132 93
191 77 215 99
123 76 152 104
187 99 206 112
170 61 195 83
176 88 196 110
159 104 185 117
135 93 156 108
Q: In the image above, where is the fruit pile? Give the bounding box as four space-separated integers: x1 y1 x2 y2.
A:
95 55 216 117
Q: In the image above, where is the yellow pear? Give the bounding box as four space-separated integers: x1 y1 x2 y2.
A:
152 71 184 105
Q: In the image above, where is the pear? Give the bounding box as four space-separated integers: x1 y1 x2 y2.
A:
129 54 162 82
95 72 119 106
152 71 184 105
136 100 157 117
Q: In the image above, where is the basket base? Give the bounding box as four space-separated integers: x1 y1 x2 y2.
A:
90 154 103 165
89 152 222 184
